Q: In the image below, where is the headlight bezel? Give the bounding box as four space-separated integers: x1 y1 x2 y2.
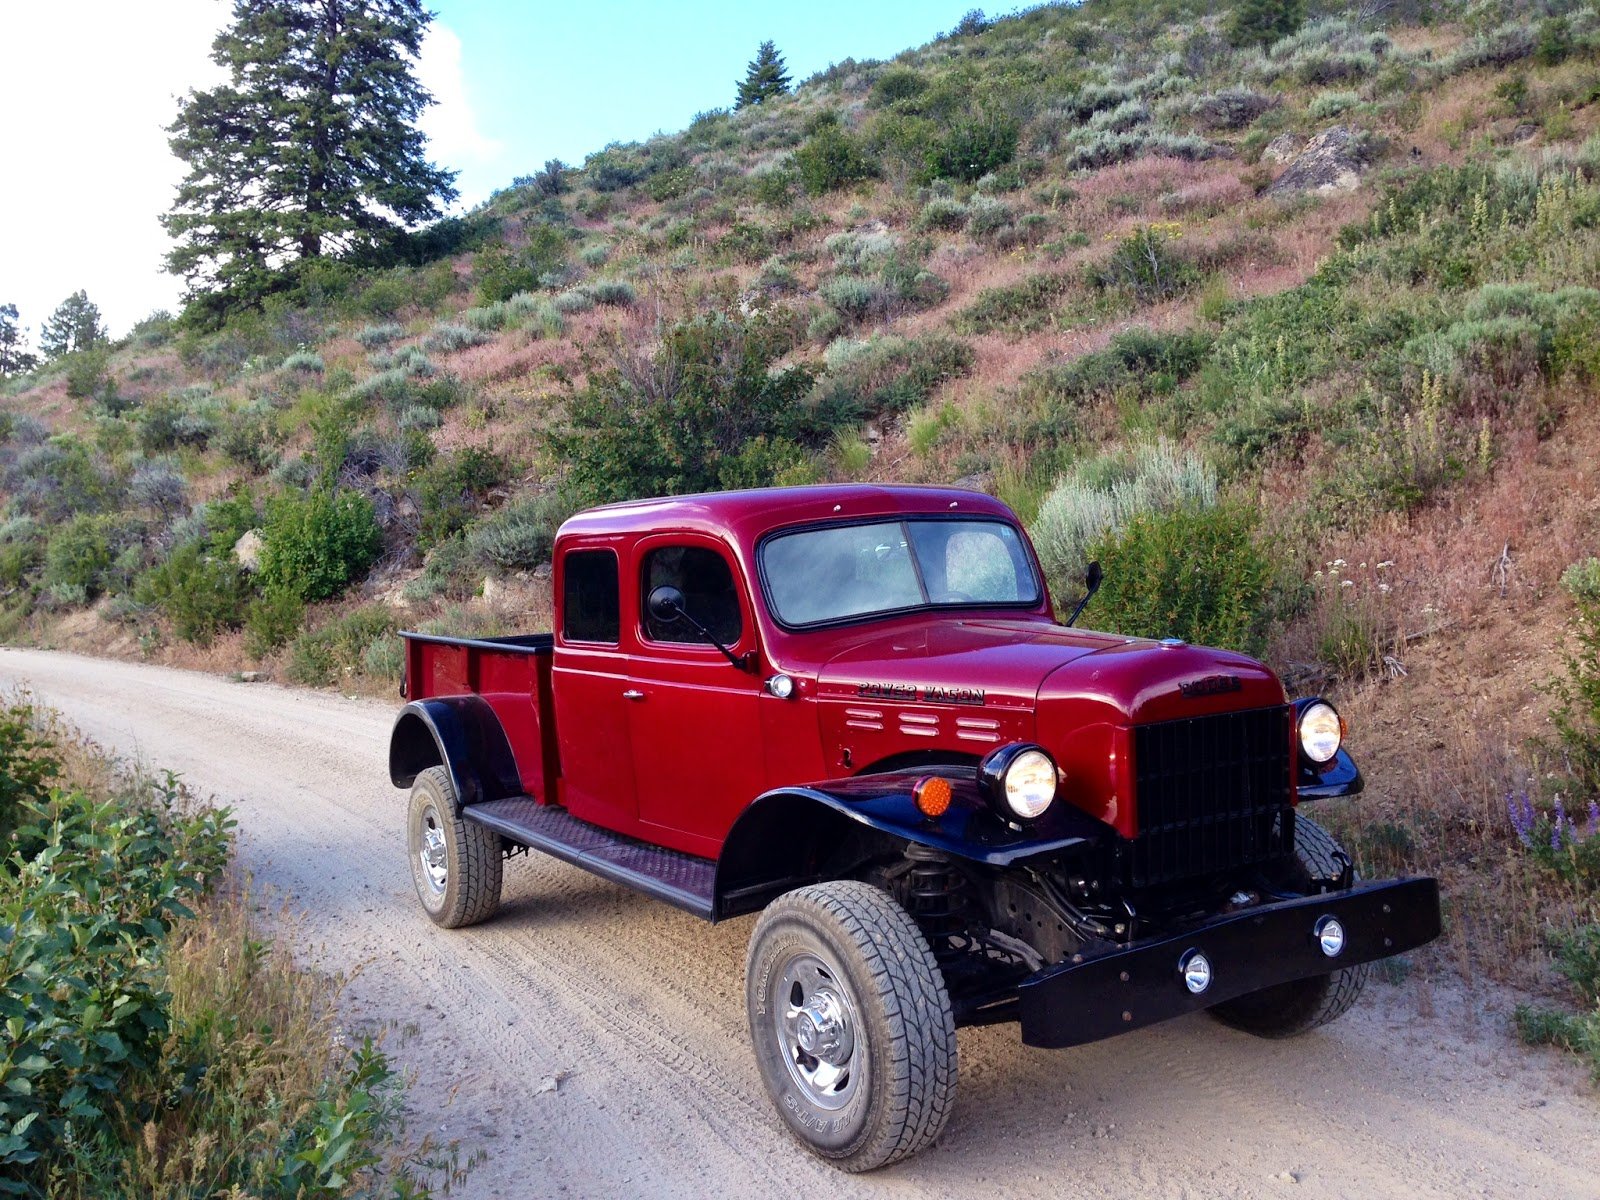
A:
978 742 1059 823
1296 698 1344 765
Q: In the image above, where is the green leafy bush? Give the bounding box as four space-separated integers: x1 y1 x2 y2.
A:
956 272 1075 335
41 514 138 600
415 447 512 548
258 489 383 602
1085 501 1273 653
1515 925 1600 1081
1550 558 1600 798
547 312 827 505
809 333 974 420
287 605 399 687
1087 224 1199 305
245 585 306 656
135 542 253 646
794 120 877 194
923 113 1019 183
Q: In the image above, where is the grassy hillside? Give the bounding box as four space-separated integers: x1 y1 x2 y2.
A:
4 0 1600 1056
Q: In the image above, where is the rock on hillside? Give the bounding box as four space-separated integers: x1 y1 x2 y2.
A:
1267 125 1366 196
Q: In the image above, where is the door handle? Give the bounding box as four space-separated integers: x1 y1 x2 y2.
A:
622 689 645 701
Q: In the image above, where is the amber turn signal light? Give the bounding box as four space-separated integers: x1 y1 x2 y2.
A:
912 776 952 819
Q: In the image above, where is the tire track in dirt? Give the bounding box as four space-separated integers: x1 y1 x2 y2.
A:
3 647 1595 1200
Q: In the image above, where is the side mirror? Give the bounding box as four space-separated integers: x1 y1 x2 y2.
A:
1085 561 1103 592
647 584 687 624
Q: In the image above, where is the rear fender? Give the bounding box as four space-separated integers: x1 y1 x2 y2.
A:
713 771 1107 920
389 697 522 814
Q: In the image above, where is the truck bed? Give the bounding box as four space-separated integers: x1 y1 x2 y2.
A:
402 629 558 804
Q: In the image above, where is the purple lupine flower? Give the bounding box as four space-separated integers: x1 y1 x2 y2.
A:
1551 809 1566 851
1508 791 1537 848
1588 799 1599 837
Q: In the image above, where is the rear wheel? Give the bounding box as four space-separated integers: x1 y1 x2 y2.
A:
407 766 503 928
745 881 957 1171
1209 816 1370 1038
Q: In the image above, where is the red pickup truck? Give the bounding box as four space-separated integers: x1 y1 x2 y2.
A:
389 483 1439 1171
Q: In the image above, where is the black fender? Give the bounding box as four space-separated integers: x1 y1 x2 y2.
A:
713 770 1109 920
1298 746 1363 800
389 697 523 814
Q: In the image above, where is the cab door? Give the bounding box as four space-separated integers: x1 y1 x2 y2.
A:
625 536 766 858
551 544 637 833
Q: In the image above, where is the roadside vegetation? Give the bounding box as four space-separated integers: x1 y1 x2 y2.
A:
3 0 1600 1076
0 696 469 1195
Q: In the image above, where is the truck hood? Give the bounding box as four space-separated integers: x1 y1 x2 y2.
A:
817 618 1122 711
817 617 1282 721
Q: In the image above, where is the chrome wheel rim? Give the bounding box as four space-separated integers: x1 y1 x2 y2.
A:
772 950 861 1111
417 804 448 896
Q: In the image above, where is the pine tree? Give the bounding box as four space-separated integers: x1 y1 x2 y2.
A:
163 0 458 323
736 41 792 109
0 304 40 377
38 292 107 360
1227 0 1304 48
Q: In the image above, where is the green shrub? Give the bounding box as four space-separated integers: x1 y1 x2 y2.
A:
955 272 1075 335
916 197 970 231
423 322 492 353
0 700 61 845
546 311 827 505
354 322 404 348
794 120 877 194
466 492 571 574
135 542 253 646
1088 224 1200 304
286 604 397 687
1551 558 1600 798
415 447 512 549
924 113 1019 183
809 333 974 421
1085 501 1273 653
1031 441 1217 595
258 489 383 602
42 514 119 599
1515 925 1600 1082
244 585 305 656
281 349 324 373
587 279 637 307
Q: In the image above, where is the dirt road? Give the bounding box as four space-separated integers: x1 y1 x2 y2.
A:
2 646 1594 1199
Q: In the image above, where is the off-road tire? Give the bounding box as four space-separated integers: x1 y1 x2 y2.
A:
1209 816 1370 1038
745 881 957 1171
407 766 503 929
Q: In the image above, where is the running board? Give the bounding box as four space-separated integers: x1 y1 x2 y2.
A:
464 797 716 920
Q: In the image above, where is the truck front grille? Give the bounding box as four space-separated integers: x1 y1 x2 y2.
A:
1127 705 1293 888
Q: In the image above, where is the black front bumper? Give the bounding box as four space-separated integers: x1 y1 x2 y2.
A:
1016 877 1441 1048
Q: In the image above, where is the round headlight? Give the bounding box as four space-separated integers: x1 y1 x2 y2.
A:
1003 749 1058 820
979 744 1059 822
1298 700 1343 764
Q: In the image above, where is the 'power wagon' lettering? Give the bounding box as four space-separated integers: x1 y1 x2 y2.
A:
856 682 987 706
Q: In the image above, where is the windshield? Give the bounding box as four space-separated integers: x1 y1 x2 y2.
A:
760 518 1041 627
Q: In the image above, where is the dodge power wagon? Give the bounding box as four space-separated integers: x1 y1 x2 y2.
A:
388 484 1441 1171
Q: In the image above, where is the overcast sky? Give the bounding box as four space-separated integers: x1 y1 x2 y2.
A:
1 0 964 345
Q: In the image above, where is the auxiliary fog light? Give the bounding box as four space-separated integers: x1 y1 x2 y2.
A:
1315 915 1346 958
1179 948 1212 995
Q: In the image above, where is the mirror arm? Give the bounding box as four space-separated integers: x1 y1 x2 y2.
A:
674 607 756 673
1064 563 1103 628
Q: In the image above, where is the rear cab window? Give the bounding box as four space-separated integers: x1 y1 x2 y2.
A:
562 548 620 643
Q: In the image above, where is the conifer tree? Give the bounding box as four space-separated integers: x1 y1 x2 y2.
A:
38 292 107 360
736 41 792 109
163 0 458 322
0 304 40 377
1227 0 1304 48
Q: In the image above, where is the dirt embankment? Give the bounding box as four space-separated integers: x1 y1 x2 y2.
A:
1 646 1593 1200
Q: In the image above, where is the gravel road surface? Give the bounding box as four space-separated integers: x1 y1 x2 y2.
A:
3 647 1594 1200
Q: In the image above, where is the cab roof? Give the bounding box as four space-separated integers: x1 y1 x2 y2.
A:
556 484 1020 549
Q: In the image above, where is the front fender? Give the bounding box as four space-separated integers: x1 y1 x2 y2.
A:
714 771 1110 920
388 696 523 813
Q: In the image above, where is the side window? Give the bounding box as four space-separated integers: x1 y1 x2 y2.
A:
643 545 743 646
562 549 620 644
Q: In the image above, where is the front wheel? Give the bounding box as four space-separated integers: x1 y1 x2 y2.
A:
745 881 957 1172
1209 816 1370 1038
407 766 503 928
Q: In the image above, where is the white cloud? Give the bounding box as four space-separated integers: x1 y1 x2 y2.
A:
0 1 225 341
416 23 500 209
